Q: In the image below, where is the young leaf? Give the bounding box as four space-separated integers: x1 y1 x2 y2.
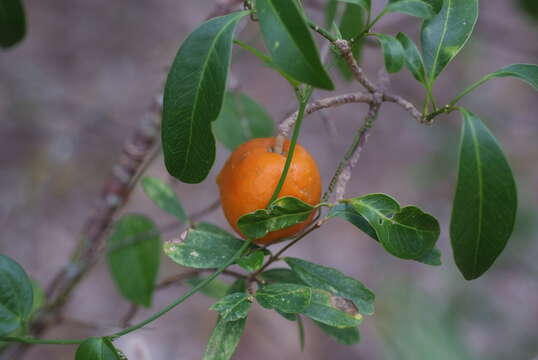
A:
421 0 478 81
237 249 265 272
348 194 440 260
0 255 33 336
106 214 160 307
385 0 435 19
162 11 248 184
255 283 312 313
203 317 247 360
210 293 252 322
329 202 442 266
338 0 371 13
259 268 306 285
187 277 231 299
371 34 405 74
285 257 375 315
450 109 517 280
75 337 121 360
163 224 245 269
212 92 274 151
396 32 427 83
315 321 360 345
141 177 187 221
256 0 334 90
0 0 26 48
237 196 316 240
301 289 362 328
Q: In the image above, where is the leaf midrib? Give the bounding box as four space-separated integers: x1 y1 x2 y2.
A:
429 0 451 81
180 14 242 178
357 202 436 234
466 116 484 278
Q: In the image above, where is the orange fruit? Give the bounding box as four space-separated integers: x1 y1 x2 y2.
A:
217 137 322 245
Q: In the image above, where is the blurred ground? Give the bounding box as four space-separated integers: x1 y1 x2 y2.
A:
1 0 537 359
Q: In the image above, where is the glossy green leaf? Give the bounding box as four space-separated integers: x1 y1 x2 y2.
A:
210 293 252 322
0 0 26 48
421 0 478 81
237 250 265 272
325 0 339 26
228 279 247 294
29 280 45 320
277 310 298 321
75 338 121 360
315 321 360 345
259 268 306 285
372 34 405 74
0 255 33 336
348 194 440 260
256 0 334 90
255 283 312 313
329 202 441 266
162 11 248 184
163 224 245 269
106 214 160 307
213 92 274 151
450 109 517 280
301 289 362 328
141 177 187 221
203 317 246 360
237 196 316 240
187 277 231 299
385 0 435 19
423 0 443 13
396 32 427 83
285 257 375 315
338 0 371 12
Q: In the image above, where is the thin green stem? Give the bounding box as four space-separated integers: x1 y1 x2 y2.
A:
109 239 252 339
306 19 337 42
267 88 312 206
449 77 491 106
0 336 84 345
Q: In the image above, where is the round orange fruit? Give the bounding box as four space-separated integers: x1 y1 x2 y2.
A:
217 137 322 245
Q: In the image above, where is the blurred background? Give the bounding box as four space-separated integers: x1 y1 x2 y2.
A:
1 0 537 359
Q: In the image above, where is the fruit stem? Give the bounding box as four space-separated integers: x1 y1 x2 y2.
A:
267 87 312 207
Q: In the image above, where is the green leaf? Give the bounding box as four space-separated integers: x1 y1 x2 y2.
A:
238 196 316 240
0 255 33 336
106 214 160 307
396 32 427 83
237 250 265 272
210 293 252 322
256 0 334 90
385 0 435 19
416 247 442 266
348 194 440 260
141 177 187 221
338 0 371 12
0 0 26 48
301 289 362 328
203 317 246 360
277 310 298 321
164 224 245 269
450 109 517 280
212 92 274 151
255 283 312 313
75 338 121 360
259 268 305 285
421 0 478 81
423 0 443 13
162 11 248 184
29 280 45 320
372 34 405 74
325 0 339 26
187 277 231 299
285 257 375 315
329 202 441 266
315 321 360 345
